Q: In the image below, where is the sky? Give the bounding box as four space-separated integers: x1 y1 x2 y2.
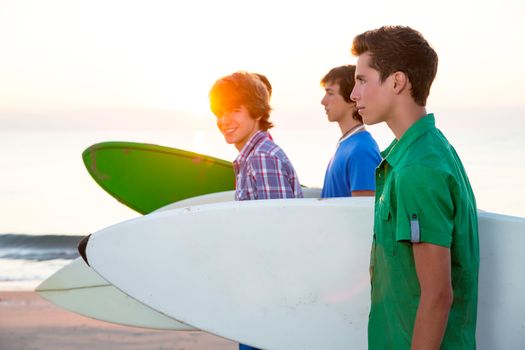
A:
1 0 525 234
2 0 524 129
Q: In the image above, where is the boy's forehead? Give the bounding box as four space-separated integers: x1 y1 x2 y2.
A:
355 53 374 72
212 101 242 113
211 88 242 106
324 81 341 91
210 84 244 116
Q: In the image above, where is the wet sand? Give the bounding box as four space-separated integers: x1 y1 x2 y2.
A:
0 291 236 350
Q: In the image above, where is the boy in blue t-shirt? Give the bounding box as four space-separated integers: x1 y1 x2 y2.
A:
320 65 381 198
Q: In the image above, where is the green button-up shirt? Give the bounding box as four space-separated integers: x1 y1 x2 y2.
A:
369 114 479 349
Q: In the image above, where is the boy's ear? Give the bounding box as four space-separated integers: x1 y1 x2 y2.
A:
392 71 408 94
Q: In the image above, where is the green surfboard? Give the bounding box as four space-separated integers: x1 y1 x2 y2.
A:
82 142 235 214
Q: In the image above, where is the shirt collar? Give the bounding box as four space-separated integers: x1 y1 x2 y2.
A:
234 130 269 166
338 125 365 146
382 113 436 167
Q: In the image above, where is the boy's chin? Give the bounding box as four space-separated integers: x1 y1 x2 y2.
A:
223 137 235 145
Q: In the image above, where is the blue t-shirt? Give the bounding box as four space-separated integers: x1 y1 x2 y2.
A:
321 130 381 198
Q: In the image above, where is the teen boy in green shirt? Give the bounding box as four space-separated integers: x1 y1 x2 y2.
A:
350 26 479 349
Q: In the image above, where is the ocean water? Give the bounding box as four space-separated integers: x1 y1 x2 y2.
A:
1 117 524 291
0 234 83 290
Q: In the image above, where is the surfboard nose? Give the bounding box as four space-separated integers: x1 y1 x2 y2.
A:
77 234 91 266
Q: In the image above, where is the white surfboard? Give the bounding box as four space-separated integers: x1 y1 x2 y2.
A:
85 197 525 349
35 192 236 330
476 212 525 349
36 257 195 330
36 188 322 330
84 198 374 349
155 187 322 213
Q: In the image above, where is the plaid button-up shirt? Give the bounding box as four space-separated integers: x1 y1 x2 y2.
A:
233 130 303 201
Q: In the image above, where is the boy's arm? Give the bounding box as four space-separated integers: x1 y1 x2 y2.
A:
351 190 375 196
348 144 380 197
411 242 453 350
394 165 455 349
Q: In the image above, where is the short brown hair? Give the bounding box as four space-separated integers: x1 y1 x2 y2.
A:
351 26 438 106
253 73 272 98
321 65 362 122
209 72 273 131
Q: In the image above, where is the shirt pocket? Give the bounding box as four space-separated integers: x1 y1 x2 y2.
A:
375 198 395 256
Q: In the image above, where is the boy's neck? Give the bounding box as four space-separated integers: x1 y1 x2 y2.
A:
338 117 363 138
338 108 362 137
387 103 428 140
235 129 263 152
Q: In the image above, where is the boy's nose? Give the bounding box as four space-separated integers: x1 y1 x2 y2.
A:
350 88 359 102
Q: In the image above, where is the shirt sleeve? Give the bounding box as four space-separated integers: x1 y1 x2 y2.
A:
247 153 296 199
348 144 381 192
394 165 454 247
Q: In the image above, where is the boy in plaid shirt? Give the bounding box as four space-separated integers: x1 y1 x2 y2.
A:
209 71 303 350
209 71 303 201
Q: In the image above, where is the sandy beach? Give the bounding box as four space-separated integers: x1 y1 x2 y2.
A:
0 291 236 350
